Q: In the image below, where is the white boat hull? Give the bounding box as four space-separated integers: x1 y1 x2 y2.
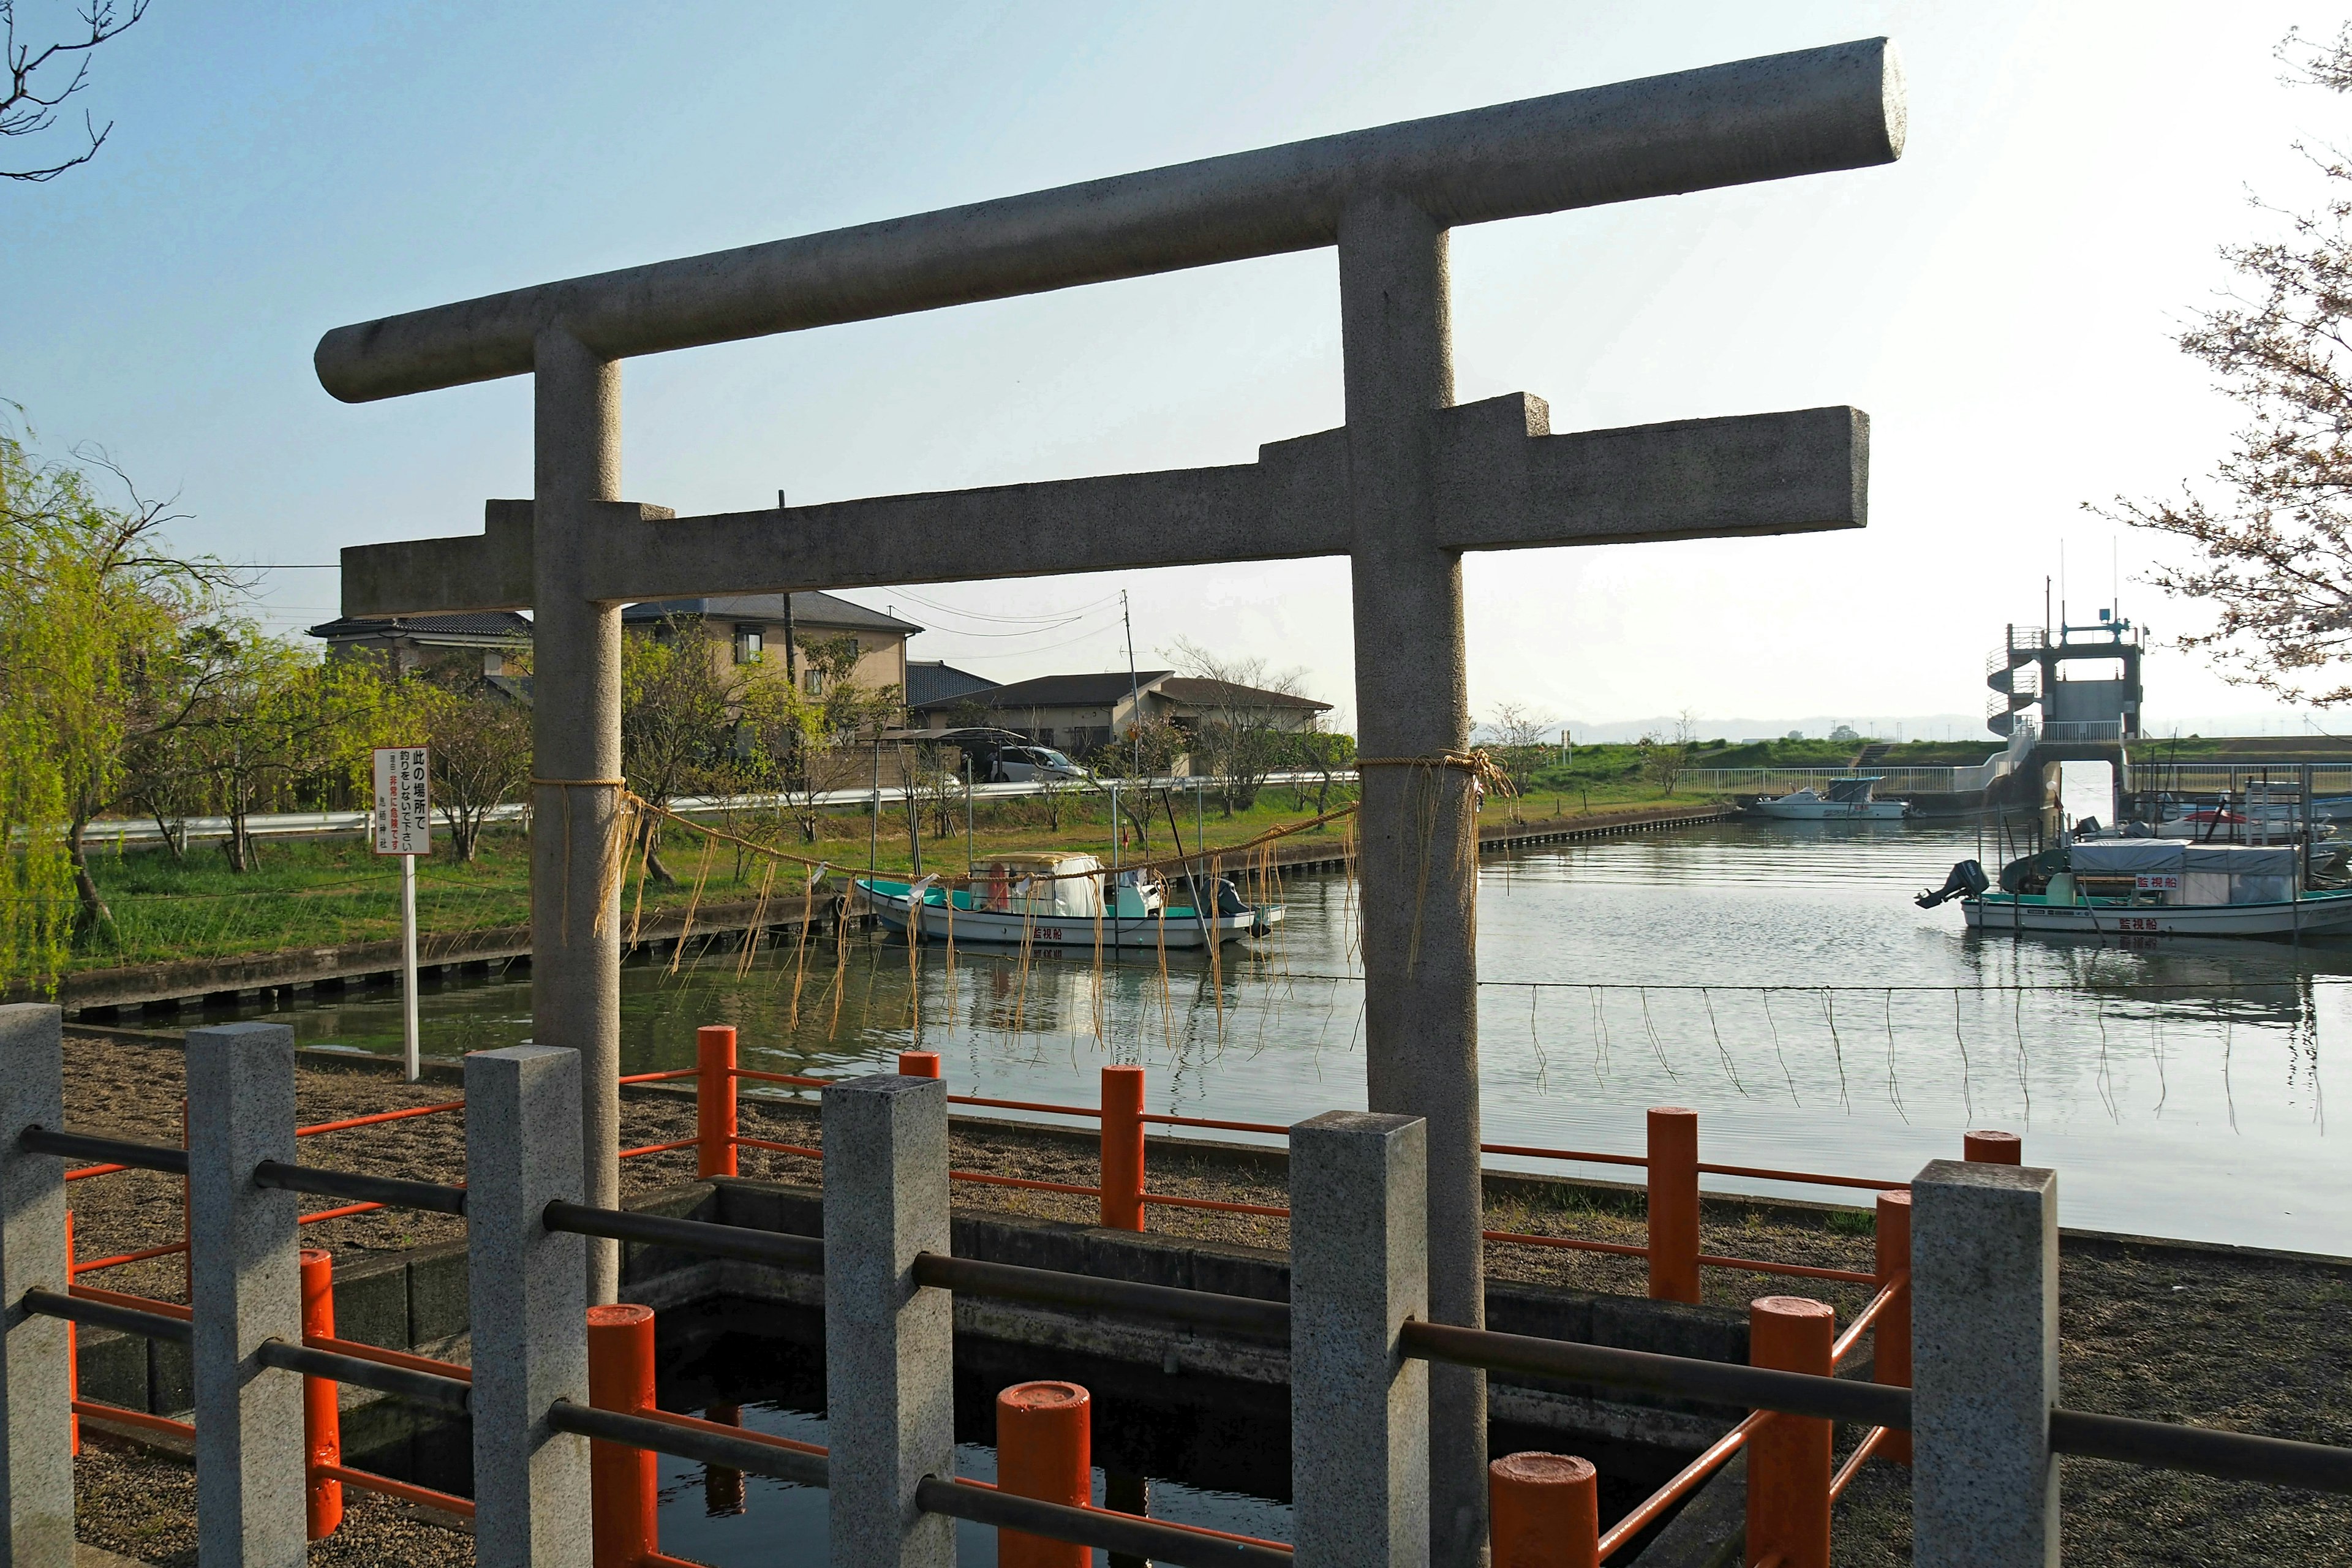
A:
1962 892 2352 940
857 881 1278 949
1747 799 1908 820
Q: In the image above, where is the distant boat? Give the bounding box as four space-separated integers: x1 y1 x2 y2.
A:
856 852 1280 949
1917 840 2352 940
1744 776 1908 821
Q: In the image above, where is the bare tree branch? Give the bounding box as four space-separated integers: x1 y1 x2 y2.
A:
2097 24 2352 707
2 0 148 183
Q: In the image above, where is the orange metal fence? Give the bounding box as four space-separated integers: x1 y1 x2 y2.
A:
57 1021 2010 1561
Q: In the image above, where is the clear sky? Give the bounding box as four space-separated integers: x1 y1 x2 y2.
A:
6 1 2345 739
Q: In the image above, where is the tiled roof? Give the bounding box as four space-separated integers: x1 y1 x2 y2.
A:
1158 677 1330 711
953 671 1175 710
905 661 999 709
306 611 533 639
620 591 921 634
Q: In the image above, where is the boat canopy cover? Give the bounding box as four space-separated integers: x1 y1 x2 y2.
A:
2182 845 2300 877
2067 842 2184 874
2070 842 2301 877
1825 777 1880 803
976 852 1105 918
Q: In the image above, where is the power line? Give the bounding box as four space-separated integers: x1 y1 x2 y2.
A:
891 587 1122 625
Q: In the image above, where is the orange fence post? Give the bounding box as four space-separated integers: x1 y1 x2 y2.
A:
898 1050 942 1079
1747 1297 1834 1568
1874 1190 1912 1465
696 1025 739 1179
301 1248 344 1539
997 1381 1091 1568
1962 1129 2021 1164
587 1304 660 1568
1099 1066 1145 1232
1488 1452 1599 1568
1646 1107 1700 1303
64 1212 77 1457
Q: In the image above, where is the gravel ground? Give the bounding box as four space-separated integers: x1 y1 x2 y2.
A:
75 1431 472 1567
62 1029 2352 1565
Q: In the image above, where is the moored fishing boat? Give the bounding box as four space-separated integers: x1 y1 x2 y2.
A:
1917 840 2352 940
1743 775 1909 820
856 851 1281 949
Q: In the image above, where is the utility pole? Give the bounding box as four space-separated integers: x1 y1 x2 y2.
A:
1124 590 1147 850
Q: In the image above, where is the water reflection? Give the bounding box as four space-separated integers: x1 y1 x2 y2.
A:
258 820 2340 1253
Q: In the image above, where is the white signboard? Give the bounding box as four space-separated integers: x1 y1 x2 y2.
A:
372 747 431 856
2135 872 2180 892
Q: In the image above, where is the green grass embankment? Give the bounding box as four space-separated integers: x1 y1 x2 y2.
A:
67 775 1704 976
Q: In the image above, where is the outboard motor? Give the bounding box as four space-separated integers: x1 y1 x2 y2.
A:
1215 878 1251 919
1916 859 1990 909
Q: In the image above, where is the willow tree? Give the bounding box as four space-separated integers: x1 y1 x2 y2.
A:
0 424 231 984
2106 26 2352 703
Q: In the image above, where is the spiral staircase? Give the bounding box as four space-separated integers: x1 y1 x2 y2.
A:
1985 627 2046 738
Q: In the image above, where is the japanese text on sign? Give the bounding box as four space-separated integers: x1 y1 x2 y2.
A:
373 747 431 856
2135 873 2180 892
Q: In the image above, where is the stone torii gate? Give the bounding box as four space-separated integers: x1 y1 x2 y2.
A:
320 39 1901 1565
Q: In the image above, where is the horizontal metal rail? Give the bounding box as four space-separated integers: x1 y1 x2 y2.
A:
910 1252 1291 1338
74 1397 193 1441
2051 1408 2352 1494
315 1462 476 1519
1400 1320 1912 1428
540 1200 824 1272
914 1476 1291 1568
22 1128 186 1176
546 1400 831 1488
296 1101 464 1137
1830 1276 1905 1368
307 1332 471 1383
71 1283 190 1321
24 1287 191 1345
252 1160 467 1215
1828 1425 1890 1503
255 1340 471 1413
1597 1408 1763 1559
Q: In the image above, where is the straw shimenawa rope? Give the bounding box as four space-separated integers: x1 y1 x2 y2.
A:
1353 750 1510 976
1354 748 1518 798
530 777 628 943
613 791 1362 889
560 775 1364 953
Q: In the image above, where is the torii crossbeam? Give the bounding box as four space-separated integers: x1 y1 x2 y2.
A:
321 39 1901 1567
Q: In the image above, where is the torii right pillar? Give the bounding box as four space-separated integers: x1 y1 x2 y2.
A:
1339 190 1493 1565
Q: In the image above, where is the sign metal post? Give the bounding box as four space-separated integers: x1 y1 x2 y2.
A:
372 747 431 1081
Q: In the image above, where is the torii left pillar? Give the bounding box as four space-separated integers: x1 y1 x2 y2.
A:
532 328 626 1303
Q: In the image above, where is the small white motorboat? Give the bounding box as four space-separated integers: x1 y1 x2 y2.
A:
856 852 1281 949
1917 840 2352 940
1744 776 1908 821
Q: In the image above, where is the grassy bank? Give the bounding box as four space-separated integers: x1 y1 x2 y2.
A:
62 778 1699 976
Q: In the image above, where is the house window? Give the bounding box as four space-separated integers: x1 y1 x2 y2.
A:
732 624 764 665
804 668 825 695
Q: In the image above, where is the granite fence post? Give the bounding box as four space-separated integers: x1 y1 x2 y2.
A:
186 1020 307 1568
468 1044 592 1567
1910 1158 2059 1568
823 1073 954 1568
1291 1109 1430 1568
0 1005 71 1567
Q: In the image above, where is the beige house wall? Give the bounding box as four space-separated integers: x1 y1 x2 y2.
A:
682 619 911 704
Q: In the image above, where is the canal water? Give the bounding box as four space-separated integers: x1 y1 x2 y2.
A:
257 815 2343 1255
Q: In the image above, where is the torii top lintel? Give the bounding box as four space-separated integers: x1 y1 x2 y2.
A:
314 39 1901 402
